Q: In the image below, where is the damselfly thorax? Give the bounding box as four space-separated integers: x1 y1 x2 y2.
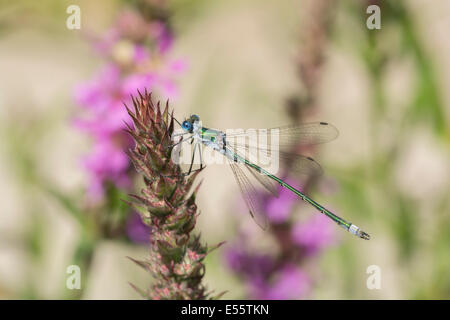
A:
196 126 251 164
193 124 227 153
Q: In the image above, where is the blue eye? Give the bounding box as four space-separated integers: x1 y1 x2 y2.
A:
182 121 192 131
190 114 200 122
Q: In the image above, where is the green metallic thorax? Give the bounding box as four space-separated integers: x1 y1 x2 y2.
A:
200 127 221 142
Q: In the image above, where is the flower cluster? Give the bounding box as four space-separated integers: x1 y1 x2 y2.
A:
74 8 185 201
125 92 221 299
224 180 335 299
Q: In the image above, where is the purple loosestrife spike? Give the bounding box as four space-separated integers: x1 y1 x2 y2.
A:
125 92 220 300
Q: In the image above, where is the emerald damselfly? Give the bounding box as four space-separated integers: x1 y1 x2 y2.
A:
171 114 370 240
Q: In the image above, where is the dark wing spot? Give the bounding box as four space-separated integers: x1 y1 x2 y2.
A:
306 156 314 161
319 122 328 125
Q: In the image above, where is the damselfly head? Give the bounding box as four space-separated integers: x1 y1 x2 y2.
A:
181 114 200 132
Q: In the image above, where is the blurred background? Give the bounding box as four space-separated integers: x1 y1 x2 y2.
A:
0 0 449 299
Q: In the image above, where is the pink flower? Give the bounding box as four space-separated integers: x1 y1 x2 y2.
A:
133 45 149 63
74 64 184 200
73 9 185 201
152 21 173 54
82 138 131 200
264 179 302 223
126 212 151 244
224 243 311 299
73 65 156 200
292 214 335 255
250 265 311 300
224 246 274 279
75 64 122 113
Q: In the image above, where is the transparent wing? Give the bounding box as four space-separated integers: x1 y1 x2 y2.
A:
227 158 268 230
226 146 279 197
227 141 323 177
289 154 323 176
244 164 279 197
225 122 339 148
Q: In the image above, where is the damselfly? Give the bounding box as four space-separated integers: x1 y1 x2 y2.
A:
171 114 370 240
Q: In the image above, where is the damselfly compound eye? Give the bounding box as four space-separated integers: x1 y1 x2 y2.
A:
190 114 200 122
182 120 192 131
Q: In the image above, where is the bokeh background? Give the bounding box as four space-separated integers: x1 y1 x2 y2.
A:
0 0 449 299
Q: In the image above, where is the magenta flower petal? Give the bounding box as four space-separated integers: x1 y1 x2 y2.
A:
255 265 310 300
73 9 184 201
153 22 173 53
224 248 273 278
81 140 130 199
93 29 120 56
168 59 188 74
159 78 178 98
133 45 149 63
265 179 302 223
74 65 121 111
292 214 335 255
126 212 151 244
122 73 156 96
